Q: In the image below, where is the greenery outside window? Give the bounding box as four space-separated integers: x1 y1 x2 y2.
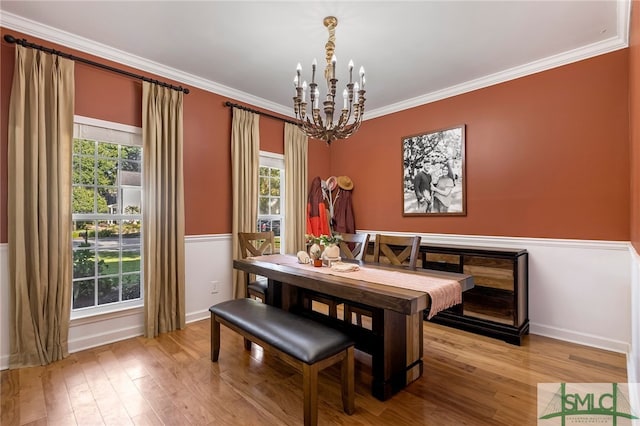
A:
258 152 284 253
71 117 143 318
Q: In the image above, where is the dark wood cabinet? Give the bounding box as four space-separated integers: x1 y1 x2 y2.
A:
420 244 529 345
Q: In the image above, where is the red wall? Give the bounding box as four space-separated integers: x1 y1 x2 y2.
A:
0 27 633 243
330 50 630 240
631 1 640 253
0 28 331 242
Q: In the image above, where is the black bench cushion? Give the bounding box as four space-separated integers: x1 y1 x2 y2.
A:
247 278 268 295
210 298 353 365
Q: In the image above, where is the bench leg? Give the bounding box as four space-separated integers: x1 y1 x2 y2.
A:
341 346 355 415
302 363 319 426
211 314 221 362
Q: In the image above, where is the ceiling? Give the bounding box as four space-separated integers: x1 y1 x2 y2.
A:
0 1 630 119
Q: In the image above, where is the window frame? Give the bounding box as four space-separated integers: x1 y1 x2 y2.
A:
71 116 144 320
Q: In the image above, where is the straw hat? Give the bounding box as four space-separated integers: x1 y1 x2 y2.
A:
337 176 354 190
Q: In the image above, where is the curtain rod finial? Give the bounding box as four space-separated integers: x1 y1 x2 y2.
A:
4 34 17 44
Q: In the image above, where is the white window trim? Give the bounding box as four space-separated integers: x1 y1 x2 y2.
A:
71 116 144 320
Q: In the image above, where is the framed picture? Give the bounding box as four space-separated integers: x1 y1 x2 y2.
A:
402 125 466 216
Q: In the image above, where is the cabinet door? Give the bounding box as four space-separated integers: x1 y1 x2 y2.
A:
462 256 515 325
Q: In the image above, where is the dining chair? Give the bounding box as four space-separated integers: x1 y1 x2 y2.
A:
338 232 370 261
238 231 276 301
372 234 421 269
345 234 422 328
303 233 369 318
303 233 370 320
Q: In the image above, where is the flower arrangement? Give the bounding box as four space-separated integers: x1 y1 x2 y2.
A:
319 233 343 246
305 233 343 246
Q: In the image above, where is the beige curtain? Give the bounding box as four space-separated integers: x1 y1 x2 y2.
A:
231 108 260 299
142 82 186 337
8 46 74 367
284 123 308 254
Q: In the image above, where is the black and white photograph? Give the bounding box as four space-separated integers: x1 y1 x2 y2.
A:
402 125 466 216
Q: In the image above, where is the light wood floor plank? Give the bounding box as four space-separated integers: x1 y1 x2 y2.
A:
0 319 628 425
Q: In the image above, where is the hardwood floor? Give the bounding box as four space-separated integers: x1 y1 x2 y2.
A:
1 318 627 425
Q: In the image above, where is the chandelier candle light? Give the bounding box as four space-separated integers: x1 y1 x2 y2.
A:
293 16 366 144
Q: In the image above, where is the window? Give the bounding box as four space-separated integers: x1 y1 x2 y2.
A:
71 117 143 317
258 152 284 253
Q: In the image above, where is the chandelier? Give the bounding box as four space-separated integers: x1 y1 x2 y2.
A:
293 16 366 144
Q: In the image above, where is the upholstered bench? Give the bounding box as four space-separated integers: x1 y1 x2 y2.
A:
209 298 355 426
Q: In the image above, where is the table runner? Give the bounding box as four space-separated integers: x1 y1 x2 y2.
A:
248 254 462 319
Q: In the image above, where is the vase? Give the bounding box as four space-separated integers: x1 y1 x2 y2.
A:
322 243 340 260
309 243 322 260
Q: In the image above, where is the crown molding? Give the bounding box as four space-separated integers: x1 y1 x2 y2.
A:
1 0 631 121
0 11 292 117
366 0 630 119
366 36 629 119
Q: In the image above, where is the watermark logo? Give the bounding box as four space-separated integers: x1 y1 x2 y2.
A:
538 383 638 425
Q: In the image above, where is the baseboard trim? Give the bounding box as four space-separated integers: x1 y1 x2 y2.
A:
68 323 144 354
186 309 210 324
530 322 630 354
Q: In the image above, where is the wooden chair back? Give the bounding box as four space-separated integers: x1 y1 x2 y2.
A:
372 234 421 269
338 233 370 261
238 231 276 259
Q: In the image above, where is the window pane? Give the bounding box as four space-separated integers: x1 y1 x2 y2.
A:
120 169 141 185
97 188 117 214
97 141 118 159
98 249 119 276
271 220 281 237
72 187 95 214
259 166 268 177
74 139 95 155
73 248 96 279
122 274 141 300
98 276 119 305
122 188 141 214
122 219 141 238
270 197 280 215
270 168 280 178
122 247 141 273
122 146 142 163
73 220 95 248
259 176 269 196
73 156 95 185
270 177 280 196
73 279 95 309
257 219 270 233
97 159 118 186
259 197 269 215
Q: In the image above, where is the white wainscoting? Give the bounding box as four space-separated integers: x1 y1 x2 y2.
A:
0 244 9 370
0 233 634 371
0 235 233 370
629 247 640 412
362 230 633 354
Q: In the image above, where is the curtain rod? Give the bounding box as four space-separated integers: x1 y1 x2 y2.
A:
3 34 190 94
224 101 297 125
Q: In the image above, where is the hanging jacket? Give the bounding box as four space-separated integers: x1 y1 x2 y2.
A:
306 176 331 236
332 188 355 235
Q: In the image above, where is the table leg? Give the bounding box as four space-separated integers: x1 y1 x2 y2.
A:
371 309 424 400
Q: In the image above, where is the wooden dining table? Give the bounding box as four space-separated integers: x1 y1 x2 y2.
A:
233 254 474 401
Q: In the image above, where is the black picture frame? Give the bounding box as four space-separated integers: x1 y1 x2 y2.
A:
402 125 466 216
